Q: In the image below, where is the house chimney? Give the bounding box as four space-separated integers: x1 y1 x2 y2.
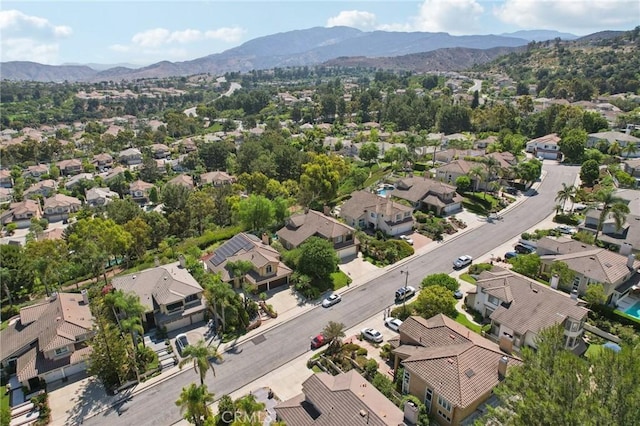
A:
550 274 559 289
81 289 89 305
403 400 419 425
323 205 331 216
570 289 579 300
385 196 392 218
262 232 270 245
178 254 186 269
628 254 636 269
619 243 633 256
498 356 509 379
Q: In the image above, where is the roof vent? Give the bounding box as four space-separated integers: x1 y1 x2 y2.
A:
359 410 368 417
465 368 475 378
132 275 136 280
449 334 456 340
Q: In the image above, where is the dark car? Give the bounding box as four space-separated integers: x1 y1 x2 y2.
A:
514 244 535 254
504 251 519 260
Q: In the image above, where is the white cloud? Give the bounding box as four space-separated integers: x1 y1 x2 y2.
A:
327 10 377 30
0 10 72 63
495 0 637 32
131 28 171 48
409 0 484 34
168 29 203 44
204 27 246 42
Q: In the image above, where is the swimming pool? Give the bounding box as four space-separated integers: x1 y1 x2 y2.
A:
624 300 640 320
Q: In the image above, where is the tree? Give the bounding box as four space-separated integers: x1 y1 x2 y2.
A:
175 383 214 426
322 321 346 353
187 189 215 235
237 194 274 232
359 142 379 164
510 253 541 278
622 142 638 158
226 260 254 289
214 394 236 426
591 188 630 243
549 261 575 290
106 198 141 225
455 175 471 192
468 165 486 195
297 237 339 281
24 239 68 296
421 273 459 292
124 217 151 260
580 159 600 187
554 183 576 212
299 153 348 207
234 393 266 426
414 285 457 319
515 160 542 187
584 283 606 306
558 129 586 163
178 339 223 386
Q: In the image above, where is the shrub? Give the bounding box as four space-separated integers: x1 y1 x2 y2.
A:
469 263 492 275
554 214 581 226
0 305 19 322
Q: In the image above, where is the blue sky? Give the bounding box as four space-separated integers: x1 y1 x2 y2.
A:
1 1 638 66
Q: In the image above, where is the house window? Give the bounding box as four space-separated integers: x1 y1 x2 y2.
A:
424 388 433 413
266 265 273 274
166 301 183 312
488 295 499 306
438 395 452 413
345 234 353 242
54 347 69 356
184 294 199 304
572 276 580 292
396 214 401 221
336 235 343 243
404 212 411 218
402 369 410 394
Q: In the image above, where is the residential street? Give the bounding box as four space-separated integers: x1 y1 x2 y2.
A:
82 162 579 426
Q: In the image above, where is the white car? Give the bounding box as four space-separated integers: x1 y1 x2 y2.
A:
175 333 190 354
384 317 403 332
361 328 384 343
400 235 414 245
321 293 342 308
453 255 473 269
555 225 576 235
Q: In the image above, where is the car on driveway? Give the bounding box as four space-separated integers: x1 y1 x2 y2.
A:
395 286 416 301
514 244 535 254
555 225 576 235
453 255 473 269
361 328 384 343
321 293 342 308
453 290 464 299
400 235 414 245
175 333 190 355
384 317 403 332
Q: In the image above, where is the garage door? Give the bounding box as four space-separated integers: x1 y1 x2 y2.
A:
42 368 65 383
164 316 191 332
63 361 87 378
337 245 357 259
189 312 205 325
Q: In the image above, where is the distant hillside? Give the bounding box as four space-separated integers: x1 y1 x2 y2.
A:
323 46 525 72
501 30 578 41
0 61 97 82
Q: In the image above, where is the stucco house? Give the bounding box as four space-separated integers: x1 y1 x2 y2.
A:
23 164 50 181
92 153 114 170
276 209 359 259
111 261 207 332
0 169 14 188
389 315 521 426
1 199 43 229
200 170 236 187
275 370 406 426
587 131 640 157
0 292 94 390
435 159 489 190
525 134 561 160
24 179 58 199
340 190 414 236
466 268 589 354
167 174 194 190
391 176 463 216
203 232 292 292
85 187 120 207
150 143 171 159
118 148 143 166
57 159 83 176
129 180 154 204
43 194 81 222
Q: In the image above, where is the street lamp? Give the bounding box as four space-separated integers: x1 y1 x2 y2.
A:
400 269 409 313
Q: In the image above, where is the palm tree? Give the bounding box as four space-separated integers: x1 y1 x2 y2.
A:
622 142 638 158
468 165 487 197
555 183 576 212
175 383 214 426
204 277 236 333
105 290 147 347
322 321 346 354
591 188 630 243
608 141 622 156
235 393 266 426
178 339 223 385
425 138 441 168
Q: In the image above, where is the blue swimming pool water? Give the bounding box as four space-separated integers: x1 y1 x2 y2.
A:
377 189 389 196
624 301 640 320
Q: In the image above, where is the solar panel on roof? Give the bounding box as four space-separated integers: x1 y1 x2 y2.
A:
209 234 254 266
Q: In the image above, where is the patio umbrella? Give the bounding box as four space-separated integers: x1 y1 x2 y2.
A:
603 342 622 353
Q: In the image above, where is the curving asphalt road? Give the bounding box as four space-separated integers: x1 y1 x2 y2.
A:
84 162 578 426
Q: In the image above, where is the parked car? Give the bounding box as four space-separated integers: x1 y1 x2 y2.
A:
321 293 342 308
504 186 519 195
175 333 190 354
395 285 416 301
504 251 519 260
310 334 327 350
555 225 576 235
453 290 464 299
384 317 403 332
400 235 414 245
514 244 535 254
453 255 473 269
361 328 384 343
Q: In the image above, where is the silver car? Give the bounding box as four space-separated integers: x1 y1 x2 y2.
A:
384 317 403 332
322 293 342 308
361 328 384 343
453 255 473 269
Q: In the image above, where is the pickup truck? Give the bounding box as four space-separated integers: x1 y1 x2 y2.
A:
310 334 327 350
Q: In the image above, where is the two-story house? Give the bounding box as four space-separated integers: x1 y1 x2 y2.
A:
150 143 171 159
1 199 43 229
57 159 83 176
92 153 114 170
85 187 119 207
118 148 143 166
391 176 463 216
43 194 82 222
340 190 414 236
200 170 236 187
129 180 154 204
435 159 490 190
525 133 561 160
203 232 292 292
111 261 206 332
587 131 640 157
64 173 95 191
167 174 194 190
0 292 94 390
466 268 590 354
389 315 521 426
24 179 58 199
276 209 359 259
23 164 50 181
0 169 14 188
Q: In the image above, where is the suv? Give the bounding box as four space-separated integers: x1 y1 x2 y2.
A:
395 286 416 301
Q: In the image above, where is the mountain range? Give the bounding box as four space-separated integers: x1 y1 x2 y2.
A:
0 26 580 82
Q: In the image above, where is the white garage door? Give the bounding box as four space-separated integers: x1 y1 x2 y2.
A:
63 361 87 378
42 368 65 383
165 316 191 332
337 246 358 259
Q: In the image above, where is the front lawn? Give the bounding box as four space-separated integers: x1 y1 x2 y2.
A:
459 274 476 284
461 192 500 216
455 312 482 334
331 271 352 290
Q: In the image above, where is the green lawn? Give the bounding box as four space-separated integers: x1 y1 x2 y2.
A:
459 274 476 284
585 344 604 360
455 312 482 334
461 192 499 216
1 389 9 417
331 271 352 290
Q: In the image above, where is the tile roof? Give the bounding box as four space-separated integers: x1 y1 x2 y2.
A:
130 180 154 192
111 262 203 311
437 159 487 176
527 133 560 146
167 174 194 189
339 190 412 222
394 314 521 410
536 236 597 255
43 193 81 209
275 370 405 426
475 270 589 335
276 209 356 248
200 170 235 185
540 249 639 285
392 176 457 204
